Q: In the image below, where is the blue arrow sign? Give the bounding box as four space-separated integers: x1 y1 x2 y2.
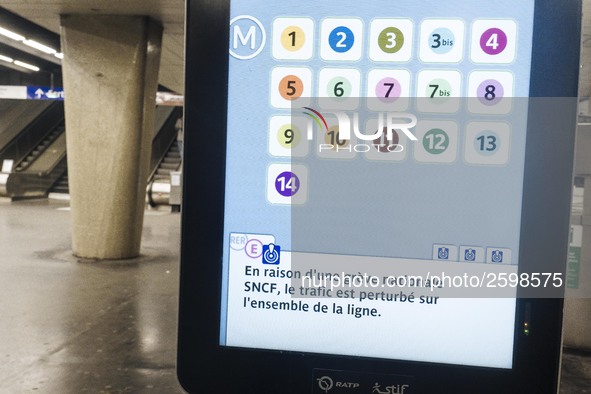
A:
26 86 64 100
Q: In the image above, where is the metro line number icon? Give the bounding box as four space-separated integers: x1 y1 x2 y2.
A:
230 15 266 60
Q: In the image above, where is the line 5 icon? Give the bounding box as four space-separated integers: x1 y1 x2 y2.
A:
262 243 281 265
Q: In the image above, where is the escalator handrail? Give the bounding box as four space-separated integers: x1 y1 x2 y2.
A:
148 106 183 182
0 101 64 163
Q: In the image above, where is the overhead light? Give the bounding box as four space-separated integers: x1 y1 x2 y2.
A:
0 25 60 59
0 54 13 63
23 39 56 55
13 60 39 72
0 26 25 42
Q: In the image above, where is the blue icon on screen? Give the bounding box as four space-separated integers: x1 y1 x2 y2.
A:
329 26 354 53
262 243 281 265
491 250 504 263
438 247 449 260
464 248 476 261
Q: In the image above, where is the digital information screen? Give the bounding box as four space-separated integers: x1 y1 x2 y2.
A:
220 0 538 369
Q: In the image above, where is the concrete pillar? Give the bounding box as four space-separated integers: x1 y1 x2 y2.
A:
60 16 162 259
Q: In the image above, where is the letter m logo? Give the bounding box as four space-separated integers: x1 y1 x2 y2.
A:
229 16 266 60
233 25 256 50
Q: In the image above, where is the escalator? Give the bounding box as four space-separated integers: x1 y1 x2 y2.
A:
0 101 66 199
51 170 69 194
153 141 182 180
146 106 183 207
14 124 64 171
48 106 183 207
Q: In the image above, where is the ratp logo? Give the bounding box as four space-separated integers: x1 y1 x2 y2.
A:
317 376 334 393
316 375 361 393
229 15 266 59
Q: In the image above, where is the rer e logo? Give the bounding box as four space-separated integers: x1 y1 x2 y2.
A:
230 15 266 59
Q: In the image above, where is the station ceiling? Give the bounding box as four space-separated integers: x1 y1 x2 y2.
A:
0 0 185 93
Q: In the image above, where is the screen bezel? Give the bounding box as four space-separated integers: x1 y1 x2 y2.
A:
177 1 581 392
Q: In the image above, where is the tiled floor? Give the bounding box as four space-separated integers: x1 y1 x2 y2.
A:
0 199 185 393
0 199 589 393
